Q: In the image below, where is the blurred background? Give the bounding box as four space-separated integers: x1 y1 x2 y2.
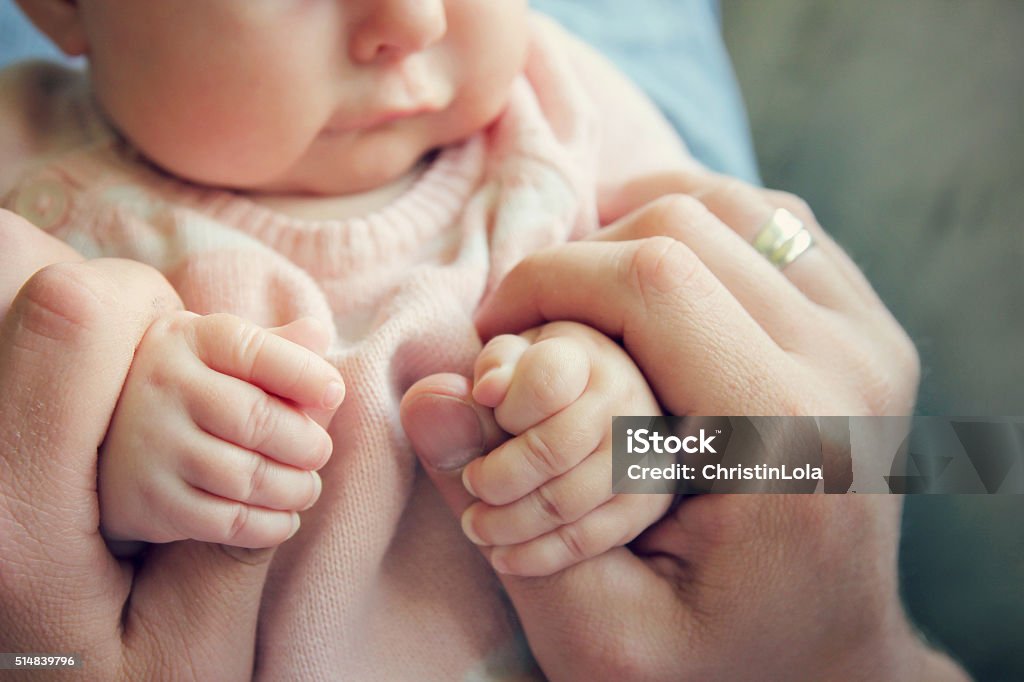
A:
721 1 1023 679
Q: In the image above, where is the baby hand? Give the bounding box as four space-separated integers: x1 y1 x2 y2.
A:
99 313 344 549
463 321 670 577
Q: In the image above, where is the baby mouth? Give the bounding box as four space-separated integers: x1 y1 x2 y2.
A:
320 105 436 137
322 59 451 136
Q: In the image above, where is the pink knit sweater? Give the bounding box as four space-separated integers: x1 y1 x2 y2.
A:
1 15 694 679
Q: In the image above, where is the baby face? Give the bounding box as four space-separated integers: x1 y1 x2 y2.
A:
74 0 530 195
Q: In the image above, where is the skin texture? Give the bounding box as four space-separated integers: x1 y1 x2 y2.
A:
0 168 970 678
464 320 669 577
401 171 970 680
1 2 967 677
18 0 530 195
100 313 343 549
0 210 279 678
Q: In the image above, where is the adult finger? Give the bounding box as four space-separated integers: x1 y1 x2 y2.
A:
0 208 84 322
401 373 508 517
600 172 871 312
592 195 825 344
476 239 801 415
401 375 689 681
0 258 181 655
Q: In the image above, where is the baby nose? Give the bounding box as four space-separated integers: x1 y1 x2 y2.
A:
349 0 447 63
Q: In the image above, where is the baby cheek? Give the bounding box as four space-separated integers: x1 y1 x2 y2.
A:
142 95 324 188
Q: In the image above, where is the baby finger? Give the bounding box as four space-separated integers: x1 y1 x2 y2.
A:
462 389 609 505
180 434 322 512
171 486 301 548
190 370 333 471
462 444 613 547
488 492 673 577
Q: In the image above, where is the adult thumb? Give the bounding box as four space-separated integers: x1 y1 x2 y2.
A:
401 373 508 518
401 374 684 681
125 540 275 677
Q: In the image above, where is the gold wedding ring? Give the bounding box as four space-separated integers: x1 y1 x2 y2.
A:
752 208 815 269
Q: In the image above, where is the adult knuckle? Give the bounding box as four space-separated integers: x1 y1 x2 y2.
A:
644 193 709 234
775 191 817 224
894 330 922 386
709 176 756 207
869 330 921 415
849 346 902 416
16 262 110 343
628 236 703 304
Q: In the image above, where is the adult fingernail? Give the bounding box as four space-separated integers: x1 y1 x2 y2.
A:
405 395 485 472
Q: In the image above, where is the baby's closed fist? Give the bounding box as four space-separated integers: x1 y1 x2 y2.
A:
99 312 344 549
462 321 670 577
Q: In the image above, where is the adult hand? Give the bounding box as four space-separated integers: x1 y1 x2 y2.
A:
0 255 301 678
402 172 968 680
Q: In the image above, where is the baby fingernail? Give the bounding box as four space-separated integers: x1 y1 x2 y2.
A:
490 549 510 574
461 467 478 498
461 509 485 545
477 365 500 386
287 513 302 539
303 473 322 511
323 380 345 408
